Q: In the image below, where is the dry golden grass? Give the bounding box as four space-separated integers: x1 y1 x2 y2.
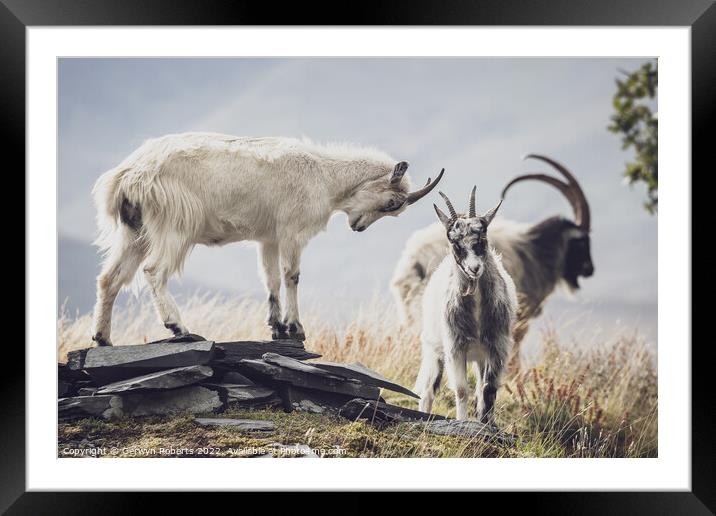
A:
58 294 657 458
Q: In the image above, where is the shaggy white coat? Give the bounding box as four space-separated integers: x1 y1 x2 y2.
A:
91 132 416 345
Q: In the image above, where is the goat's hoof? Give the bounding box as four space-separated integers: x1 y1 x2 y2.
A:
270 322 290 340
92 333 112 347
289 332 306 342
286 322 306 341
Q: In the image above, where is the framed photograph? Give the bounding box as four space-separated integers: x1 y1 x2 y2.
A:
10 0 710 511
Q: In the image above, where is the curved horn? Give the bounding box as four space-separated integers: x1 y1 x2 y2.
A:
438 191 458 220
523 154 591 230
405 168 445 206
468 185 477 217
502 173 574 202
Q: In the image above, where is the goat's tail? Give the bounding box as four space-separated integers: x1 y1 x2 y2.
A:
92 165 129 256
92 162 205 285
91 165 144 295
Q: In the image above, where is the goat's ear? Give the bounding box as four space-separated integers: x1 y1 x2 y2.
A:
390 161 409 184
483 199 503 227
434 204 452 229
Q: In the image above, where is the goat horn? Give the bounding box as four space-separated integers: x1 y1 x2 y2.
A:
502 173 582 225
406 168 445 206
502 173 573 202
523 154 591 231
468 186 477 217
438 191 458 220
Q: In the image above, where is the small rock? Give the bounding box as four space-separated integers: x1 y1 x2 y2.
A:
417 419 517 445
293 399 324 414
77 387 98 397
58 395 123 421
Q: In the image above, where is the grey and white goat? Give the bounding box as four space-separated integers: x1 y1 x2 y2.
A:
392 154 593 371
91 132 444 346
415 188 517 422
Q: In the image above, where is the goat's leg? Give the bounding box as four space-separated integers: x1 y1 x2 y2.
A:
476 362 500 424
471 361 484 420
476 348 505 424
91 229 144 346
508 302 542 374
445 347 469 420
507 324 528 373
415 345 443 414
144 262 188 337
280 241 305 341
258 241 287 339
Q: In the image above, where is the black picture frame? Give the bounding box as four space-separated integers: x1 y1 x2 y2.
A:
6 0 709 512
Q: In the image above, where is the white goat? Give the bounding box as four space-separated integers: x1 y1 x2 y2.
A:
416 188 517 422
91 132 444 346
392 154 593 371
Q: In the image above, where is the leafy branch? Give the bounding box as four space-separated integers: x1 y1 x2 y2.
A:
608 61 658 214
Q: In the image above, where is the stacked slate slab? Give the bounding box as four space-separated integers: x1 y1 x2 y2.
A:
57 337 512 445
58 338 419 421
229 353 421 414
60 339 303 420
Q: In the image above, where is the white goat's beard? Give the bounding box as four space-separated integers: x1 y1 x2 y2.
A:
462 280 477 296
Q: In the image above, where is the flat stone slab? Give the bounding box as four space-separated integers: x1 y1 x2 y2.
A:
122 385 223 416
212 340 321 366
417 419 517 446
195 418 275 432
282 385 368 414
262 353 347 379
339 398 446 428
311 361 419 398
96 365 214 394
68 341 215 385
237 353 380 400
58 395 123 421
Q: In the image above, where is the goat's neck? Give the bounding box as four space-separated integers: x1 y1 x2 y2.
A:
518 221 568 300
320 159 386 211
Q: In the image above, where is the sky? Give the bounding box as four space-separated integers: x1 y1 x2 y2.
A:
58 58 658 354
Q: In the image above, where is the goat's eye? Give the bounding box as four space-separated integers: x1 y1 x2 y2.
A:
379 200 401 213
